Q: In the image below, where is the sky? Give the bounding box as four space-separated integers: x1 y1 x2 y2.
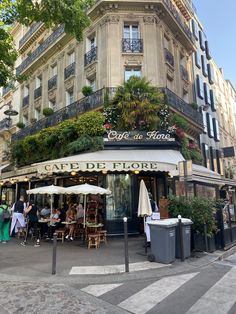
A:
193 0 236 89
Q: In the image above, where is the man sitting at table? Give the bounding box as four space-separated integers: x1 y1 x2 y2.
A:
40 204 50 218
47 208 64 240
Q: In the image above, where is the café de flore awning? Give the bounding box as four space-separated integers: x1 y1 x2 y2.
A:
35 149 185 175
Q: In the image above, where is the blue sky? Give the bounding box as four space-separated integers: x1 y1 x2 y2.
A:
193 0 236 88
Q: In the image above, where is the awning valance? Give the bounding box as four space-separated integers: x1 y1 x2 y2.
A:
35 149 185 174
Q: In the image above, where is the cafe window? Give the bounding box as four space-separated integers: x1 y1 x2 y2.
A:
106 174 132 220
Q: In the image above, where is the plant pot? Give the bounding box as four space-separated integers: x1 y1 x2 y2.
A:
193 233 216 253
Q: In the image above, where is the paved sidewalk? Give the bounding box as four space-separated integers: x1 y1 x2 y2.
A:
0 236 234 285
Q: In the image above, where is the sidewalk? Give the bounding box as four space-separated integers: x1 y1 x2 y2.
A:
0 236 235 285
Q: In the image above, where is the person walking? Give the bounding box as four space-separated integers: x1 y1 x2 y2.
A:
21 201 40 247
0 200 11 243
10 196 26 236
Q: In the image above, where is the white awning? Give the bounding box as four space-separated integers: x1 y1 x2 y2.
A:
35 149 185 174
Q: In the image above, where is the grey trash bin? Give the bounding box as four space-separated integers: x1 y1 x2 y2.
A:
168 218 193 259
147 220 177 264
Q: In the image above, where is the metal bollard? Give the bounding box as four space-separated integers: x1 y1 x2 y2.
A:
123 217 129 273
203 223 209 252
52 232 57 275
178 215 184 262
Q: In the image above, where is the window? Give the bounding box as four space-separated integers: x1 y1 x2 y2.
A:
35 76 42 89
215 150 222 174
202 111 207 133
22 115 28 126
205 40 211 60
202 143 209 168
204 83 211 105
86 36 96 52
209 147 215 171
207 63 214 84
196 75 204 99
210 90 216 111
125 67 141 81
199 30 205 51
212 118 220 141
24 85 29 97
34 109 40 120
51 64 57 78
124 24 139 39
67 51 75 66
195 50 201 68
49 99 56 110
66 90 74 106
201 55 208 77
87 78 96 91
191 19 198 40
106 174 132 220
206 113 214 138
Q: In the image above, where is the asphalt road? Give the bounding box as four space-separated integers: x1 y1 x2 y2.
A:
1 253 236 313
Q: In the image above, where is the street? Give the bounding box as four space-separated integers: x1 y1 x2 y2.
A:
1 251 236 313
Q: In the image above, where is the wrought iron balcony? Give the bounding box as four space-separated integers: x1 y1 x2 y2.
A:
180 65 189 81
34 86 42 100
48 75 57 90
12 88 105 141
64 63 75 80
164 48 174 67
16 26 65 75
162 0 194 44
22 95 29 107
161 87 203 127
84 47 97 66
122 38 143 53
19 22 44 48
0 118 12 130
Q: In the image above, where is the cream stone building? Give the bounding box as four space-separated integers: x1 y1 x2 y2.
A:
212 61 236 179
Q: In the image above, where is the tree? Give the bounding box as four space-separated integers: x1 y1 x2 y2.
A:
107 76 166 131
0 0 94 87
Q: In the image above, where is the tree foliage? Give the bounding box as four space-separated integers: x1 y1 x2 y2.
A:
0 0 94 86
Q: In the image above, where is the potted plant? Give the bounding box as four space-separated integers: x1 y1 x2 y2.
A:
16 122 25 129
82 86 93 97
43 107 54 117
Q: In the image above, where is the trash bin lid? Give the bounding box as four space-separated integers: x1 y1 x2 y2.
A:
147 219 177 228
168 218 193 225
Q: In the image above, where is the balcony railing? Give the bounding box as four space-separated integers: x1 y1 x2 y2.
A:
0 118 12 131
161 87 203 126
19 22 44 48
64 63 75 80
164 48 174 67
16 26 65 75
48 75 57 90
180 65 189 81
84 47 97 66
22 95 29 107
122 38 143 53
163 0 194 44
12 88 105 141
34 86 42 100
2 82 14 96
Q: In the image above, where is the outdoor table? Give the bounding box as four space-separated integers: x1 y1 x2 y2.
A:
86 223 104 236
38 219 50 223
61 221 77 225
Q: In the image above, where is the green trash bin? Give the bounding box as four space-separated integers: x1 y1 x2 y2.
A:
147 220 177 264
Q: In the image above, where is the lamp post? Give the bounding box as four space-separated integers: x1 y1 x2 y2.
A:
0 103 19 117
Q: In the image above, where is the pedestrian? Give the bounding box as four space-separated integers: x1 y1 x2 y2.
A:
21 201 40 247
10 196 26 236
0 200 11 243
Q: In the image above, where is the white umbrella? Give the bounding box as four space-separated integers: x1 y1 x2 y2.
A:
65 183 111 227
26 184 71 220
138 180 152 218
138 180 152 250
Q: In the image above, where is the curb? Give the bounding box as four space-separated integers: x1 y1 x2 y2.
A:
217 245 236 261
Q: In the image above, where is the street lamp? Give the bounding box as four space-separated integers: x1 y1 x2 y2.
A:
0 103 18 117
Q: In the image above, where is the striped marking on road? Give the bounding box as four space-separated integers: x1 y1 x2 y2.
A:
69 261 168 275
81 283 123 297
186 267 236 314
118 272 198 314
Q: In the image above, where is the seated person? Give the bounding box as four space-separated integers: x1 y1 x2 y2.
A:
47 208 64 239
76 203 84 224
40 204 50 218
65 208 77 241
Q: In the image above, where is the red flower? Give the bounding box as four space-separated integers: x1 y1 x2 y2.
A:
104 123 112 130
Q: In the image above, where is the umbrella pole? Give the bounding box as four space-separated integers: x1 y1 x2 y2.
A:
83 196 87 228
144 216 148 254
